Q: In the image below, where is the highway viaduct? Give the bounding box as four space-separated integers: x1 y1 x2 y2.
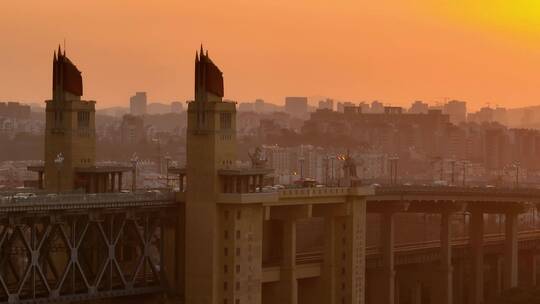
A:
1 186 540 304
366 186 540 304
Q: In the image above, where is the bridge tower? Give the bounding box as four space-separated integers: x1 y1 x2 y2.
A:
185 46 241 303
183 46 369 304
44 46 96 192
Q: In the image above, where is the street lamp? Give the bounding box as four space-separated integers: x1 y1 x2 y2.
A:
337 154 346 182
152 137 163 174
291 171 298 185
388 155 399 185
164 153 172 188
461 160 470 187
323 156 330 186
54 153 64 194
329 155 336 186
299 156 305 179
449 157 456 186
431 156 443 183
130 153 139 192
512 161 521 188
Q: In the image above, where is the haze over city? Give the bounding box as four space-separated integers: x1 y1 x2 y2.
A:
2 0 540 110
4 2 540 304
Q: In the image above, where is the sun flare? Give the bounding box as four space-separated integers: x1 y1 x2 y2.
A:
444 0 540 34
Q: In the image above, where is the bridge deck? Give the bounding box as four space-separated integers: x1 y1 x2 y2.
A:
2 186 540 303
0 192 177 212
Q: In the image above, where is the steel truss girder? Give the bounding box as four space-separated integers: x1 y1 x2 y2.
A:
0 207 175 304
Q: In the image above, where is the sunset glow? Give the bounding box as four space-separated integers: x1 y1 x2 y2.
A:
433 1 540 36
2 1 540 110
3 3 540 304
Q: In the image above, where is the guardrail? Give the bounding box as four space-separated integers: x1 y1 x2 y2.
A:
278 187 352 198
240 184 540 198
0 191 176 208
374 185 540 197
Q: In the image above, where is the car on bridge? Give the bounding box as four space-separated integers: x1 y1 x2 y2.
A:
433 180 449 186
13 192 37 200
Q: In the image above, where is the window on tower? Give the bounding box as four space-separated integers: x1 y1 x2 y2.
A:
54 111 64 128
78 111 90 128
220 112 232 129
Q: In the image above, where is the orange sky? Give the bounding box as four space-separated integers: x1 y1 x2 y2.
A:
1 0 540 110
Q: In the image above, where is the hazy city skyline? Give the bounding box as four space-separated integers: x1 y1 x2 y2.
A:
3 3 540 299
2 1 540 110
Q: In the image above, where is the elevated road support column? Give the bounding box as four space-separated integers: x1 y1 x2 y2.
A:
281 219 298 304
341 197 367 304
315 193 368 304
520 252 538 287
269 204 312 304
367 201 408 304
405 201 465 304
470 209 484 304
412 280 422 304
395 267 424 304
323 215 337 304
504 211 519 290
453 260 465 304
370 211 395 304
486 255 503 299
437 211 453 304
162 204 184 298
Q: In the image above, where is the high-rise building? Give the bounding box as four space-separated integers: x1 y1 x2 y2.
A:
443 100 467 124
370 100 385 113
385 106 404 114
171 101 183 113
493 107 508 126
254 98 265 112
285 96 308 118
238 102 255 112
484 128 509 171
318 98 334 111
468 107 497 124
130 92 147 115
409 100 429 114
467 106 508 126
521 109 534 126
359 102 370 113
238 99 282 113
120 114 145 144
510 128 540 170
337 101 355 113
0 102 31 119
262 145 293 184
344 105 362 115
444 124 467 160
